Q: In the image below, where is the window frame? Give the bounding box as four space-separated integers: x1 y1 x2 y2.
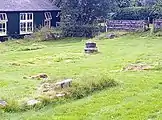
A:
0 13 8 36
56 22 60 27
45 12 52 20
20 13 34 35
44 19 51 28
44 12 52 28
56 12 60 17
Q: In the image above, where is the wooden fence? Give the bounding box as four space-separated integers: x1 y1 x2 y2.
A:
106 20 148 32
153 19 162 31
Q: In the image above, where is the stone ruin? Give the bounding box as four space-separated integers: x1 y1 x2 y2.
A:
84 41 98 53
38 79 72 98
24 79 72 106
0 100 7 108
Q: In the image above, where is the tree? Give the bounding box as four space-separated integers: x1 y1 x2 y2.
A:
115 0 131 8
141 0 157 6
54 0 117 25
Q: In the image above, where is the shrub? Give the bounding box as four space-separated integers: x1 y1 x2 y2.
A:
25 27 62 41
61 25 100 38
113 7 151 21
2 98 20 112
112 7 162 23
68 74 118 99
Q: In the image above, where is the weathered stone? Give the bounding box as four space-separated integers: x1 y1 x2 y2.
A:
0 100 7 108
84 48 98 53
55 79 72 89
106 33 116 39
85 42 97 48
27 99 41 106
56 93 66 97
84 42 98 53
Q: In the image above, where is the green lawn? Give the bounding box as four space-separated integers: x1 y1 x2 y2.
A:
1 32 162 120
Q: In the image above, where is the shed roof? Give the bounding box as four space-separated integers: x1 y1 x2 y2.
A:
0 0 60 12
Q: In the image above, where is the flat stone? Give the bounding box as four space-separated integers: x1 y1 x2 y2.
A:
106 33 116 39
0 100 7 108
55 79 72 89
84 47 98 53
27 99 41 106
56 93 66 97
85 42 97 48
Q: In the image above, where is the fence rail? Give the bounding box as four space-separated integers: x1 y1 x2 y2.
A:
153 19 162 31
106 20 148 32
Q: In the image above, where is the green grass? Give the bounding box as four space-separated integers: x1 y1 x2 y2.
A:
1 32 162 119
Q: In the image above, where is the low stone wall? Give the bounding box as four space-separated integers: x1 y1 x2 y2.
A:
153 19 162 31
106 20 148 31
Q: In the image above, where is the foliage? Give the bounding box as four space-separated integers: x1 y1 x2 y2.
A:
29 27 62 41
69 75 117 99
113 7 150 20
112 6 162 22
55 0 117 25
2 32 162 119
52 0 117 37
61 24 100 38
115 0 131 8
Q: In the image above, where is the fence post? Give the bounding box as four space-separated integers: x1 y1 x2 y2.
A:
105 20 108 32
152 19 155 33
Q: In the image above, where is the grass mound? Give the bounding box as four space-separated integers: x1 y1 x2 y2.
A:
1 74 117 112
18 43 46 51
69 75 117 99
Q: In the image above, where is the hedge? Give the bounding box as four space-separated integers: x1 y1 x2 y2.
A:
61 25 100 38
113 7 162 23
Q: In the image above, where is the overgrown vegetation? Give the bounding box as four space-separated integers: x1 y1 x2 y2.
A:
0 34 119 113
61 25 100 38
24 27 62 41
1 75 117 113
2 31 162 119
69 75 117 99
48 0 162 38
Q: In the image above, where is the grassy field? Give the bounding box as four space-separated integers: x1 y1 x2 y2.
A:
1 32 162 120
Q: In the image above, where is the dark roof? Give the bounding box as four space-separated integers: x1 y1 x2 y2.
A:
0 0 60 12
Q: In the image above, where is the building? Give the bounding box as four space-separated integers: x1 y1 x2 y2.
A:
0 0 60 38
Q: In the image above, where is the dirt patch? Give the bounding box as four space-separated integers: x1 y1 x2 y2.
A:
123 63 152 71
23 73 48 80
10 62 21 66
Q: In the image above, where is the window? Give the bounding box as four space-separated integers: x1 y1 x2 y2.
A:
56 12 60 17
44 12 52 28
0 13 8 36
44 20 51 28
20 13 33 34
56 22 60 27
45 12 52 19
